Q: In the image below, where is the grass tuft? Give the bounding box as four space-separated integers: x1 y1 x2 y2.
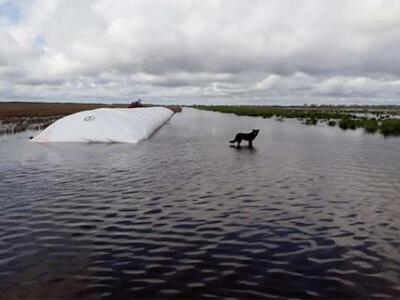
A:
362 119 379 133
380 119 400 136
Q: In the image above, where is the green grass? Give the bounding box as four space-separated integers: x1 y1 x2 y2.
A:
339 116 358 130
362 119 379 133
338 118 381 134
194 105 349 120
193 105 400 137
305 118 318 125
380 119 400 136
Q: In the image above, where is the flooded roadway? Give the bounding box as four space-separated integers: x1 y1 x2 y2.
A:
1 108 399 299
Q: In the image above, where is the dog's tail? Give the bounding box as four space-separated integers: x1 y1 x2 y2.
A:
229 139 236 143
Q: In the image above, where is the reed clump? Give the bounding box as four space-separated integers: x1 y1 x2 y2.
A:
305 118 318 125
380 119 400 136
339 117 358 130
362 119 379 133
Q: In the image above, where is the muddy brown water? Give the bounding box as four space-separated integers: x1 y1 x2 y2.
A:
0 108 399 299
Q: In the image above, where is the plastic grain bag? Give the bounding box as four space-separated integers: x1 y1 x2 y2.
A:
31 107 173 143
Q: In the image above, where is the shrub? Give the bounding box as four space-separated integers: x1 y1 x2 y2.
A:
380 119 400 136
305 118 317 125
339 117 357 130
363 119 379 133
328 120 337 126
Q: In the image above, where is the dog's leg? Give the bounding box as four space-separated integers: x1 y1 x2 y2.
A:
249 140 253 148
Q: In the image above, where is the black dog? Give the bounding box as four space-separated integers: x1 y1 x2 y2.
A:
229 129 260 148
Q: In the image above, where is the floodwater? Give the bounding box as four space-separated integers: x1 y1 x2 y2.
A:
1 108 399 299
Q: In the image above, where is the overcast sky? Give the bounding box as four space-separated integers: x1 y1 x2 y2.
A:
1 0 400 105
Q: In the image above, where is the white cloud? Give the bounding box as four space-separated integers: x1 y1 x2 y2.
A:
0 0 400 104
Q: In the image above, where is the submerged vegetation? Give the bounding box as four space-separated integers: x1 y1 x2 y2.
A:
328 120 337 127
193 105 350 119
362 119 380 133
338 117 380 133
338 116 358 130
380 119 400 136
194 105 400 137
305 117 318 126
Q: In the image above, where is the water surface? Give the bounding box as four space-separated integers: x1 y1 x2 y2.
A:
1 108 399 299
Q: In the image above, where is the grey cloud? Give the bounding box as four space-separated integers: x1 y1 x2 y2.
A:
17 78 65 86
1 0 400 104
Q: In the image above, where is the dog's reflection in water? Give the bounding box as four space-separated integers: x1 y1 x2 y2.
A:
229 144 257 152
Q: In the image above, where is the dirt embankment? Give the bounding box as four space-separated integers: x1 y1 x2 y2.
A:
0 102 128 118
0 102 182 118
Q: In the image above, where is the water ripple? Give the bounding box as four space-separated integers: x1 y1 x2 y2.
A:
1 109 400 299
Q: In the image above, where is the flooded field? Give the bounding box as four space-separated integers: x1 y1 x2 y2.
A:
1 108 399 299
